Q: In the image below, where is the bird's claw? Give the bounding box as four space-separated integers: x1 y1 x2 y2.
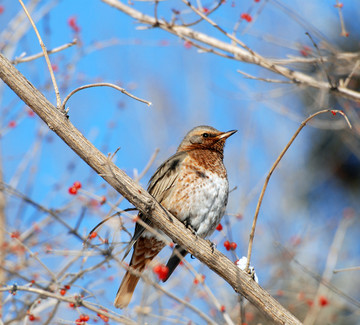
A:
184 221 198 238
206 240 216 253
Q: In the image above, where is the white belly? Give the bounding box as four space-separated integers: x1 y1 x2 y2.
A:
164 169 229 238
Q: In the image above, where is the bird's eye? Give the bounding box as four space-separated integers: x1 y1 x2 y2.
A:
202 133 209 138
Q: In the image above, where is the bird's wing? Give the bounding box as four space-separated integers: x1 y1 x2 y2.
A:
122 151 187 260
147 151 187 203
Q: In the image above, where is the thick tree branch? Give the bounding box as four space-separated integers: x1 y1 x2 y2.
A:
0 52 301 325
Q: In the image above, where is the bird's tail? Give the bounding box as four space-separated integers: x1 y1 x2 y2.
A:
114 237 164 308
114 268 140 309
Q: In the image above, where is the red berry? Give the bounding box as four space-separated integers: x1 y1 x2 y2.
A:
132 215 139 222
28 314 36 321
68 186 77 195
331 110 336 116
203 7 209 13
184 40 192 49
60 288 66 296
0 6 4 14
240 13 252 22
100 196 107 205
159 265 169 280
8 121 16 128
220 305 226 312
89 232 97 239
216 223 223 231
224 240 231 251
69 302 75 308
153 264 161 274
11 231 20 238
230 242 237 250
153 264 169 280
194 274 205 284
80 314 90 321
319 295 329 307
64 284 71 290
68 16 80 32
73 181 82 189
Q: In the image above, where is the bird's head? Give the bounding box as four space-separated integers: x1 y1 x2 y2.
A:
177 125 237 154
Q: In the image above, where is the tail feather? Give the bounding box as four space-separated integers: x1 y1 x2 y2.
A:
114 270 140 309
162 245 188 282
114 236 164 308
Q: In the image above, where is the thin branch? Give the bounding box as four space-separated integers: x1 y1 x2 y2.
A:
333 266 360 274
61 83 152 112
237 70 295 84
0 285 136 324
12 39 77 65
182 0 255 55
335 0 349 37
303 214 353 325
343 59 360 88
245 109 352 271
18 0 62 109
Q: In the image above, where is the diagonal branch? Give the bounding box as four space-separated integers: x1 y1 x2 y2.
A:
0 52 301 325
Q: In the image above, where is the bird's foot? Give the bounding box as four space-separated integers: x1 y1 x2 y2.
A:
184 220 198 238
206 240 216 253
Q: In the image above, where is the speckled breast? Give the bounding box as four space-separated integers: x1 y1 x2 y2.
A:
162 152 229 238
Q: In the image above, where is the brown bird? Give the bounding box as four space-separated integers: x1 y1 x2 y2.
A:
114 125 236 308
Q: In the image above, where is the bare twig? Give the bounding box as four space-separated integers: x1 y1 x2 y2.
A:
0 285 136 324
333 266 360 274
12 39 77 64
303 214 353 325
18 0 61 109
343 59 360 88
237 70 294 84
61 83 152 112
245 109 352 271
335 0 349 37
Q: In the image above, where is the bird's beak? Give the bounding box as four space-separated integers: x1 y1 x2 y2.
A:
217 129 237 140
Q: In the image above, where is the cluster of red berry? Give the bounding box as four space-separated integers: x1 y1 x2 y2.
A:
75 314 90 325
68 181 82 195
59 284 71 296
153 264 169 280
224 240 237 251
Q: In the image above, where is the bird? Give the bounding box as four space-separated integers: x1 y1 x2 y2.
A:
114 125 236 308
